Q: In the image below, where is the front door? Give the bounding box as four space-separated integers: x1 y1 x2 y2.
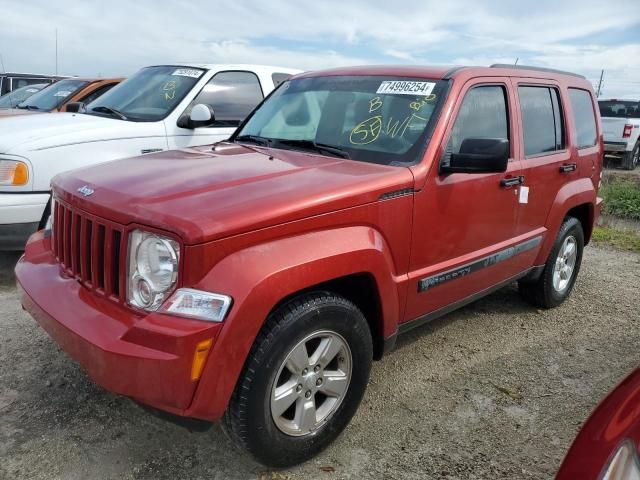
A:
404 80 526 321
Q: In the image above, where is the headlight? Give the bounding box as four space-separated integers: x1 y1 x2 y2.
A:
127 229 180 311
602 441 640 480
0 160 29 186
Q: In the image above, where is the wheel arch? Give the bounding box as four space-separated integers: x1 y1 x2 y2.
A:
185 226 402 420
536 178 596 265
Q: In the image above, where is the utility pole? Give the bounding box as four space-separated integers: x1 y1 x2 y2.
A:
596 69 604 97
0 54 5 73
514 57 519 65
55 29 58 75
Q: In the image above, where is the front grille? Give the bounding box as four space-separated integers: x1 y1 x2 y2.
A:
52 199 126 302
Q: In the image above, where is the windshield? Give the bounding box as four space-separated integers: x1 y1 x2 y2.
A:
18 79 88 111
234 75 448 165
85 66 205 122
598 100 640 119
0 84 45 108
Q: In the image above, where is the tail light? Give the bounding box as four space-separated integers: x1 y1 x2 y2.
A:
623 124 633 138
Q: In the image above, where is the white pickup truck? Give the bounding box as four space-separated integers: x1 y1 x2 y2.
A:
598 98 640 170
0 64 300 249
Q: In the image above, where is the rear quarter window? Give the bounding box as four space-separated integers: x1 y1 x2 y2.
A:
568 89 598 149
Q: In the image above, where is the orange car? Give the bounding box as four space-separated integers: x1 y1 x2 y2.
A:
0 77 122 117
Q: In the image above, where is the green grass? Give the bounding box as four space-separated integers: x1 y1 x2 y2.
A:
600 176 640 220
591 227 640 252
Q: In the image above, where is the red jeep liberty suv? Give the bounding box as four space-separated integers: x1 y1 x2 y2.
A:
16 64 603 467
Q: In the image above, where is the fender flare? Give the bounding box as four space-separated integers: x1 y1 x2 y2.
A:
186 226 402 420
536 177 596 265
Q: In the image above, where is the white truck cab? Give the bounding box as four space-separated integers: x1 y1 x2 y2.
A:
598 98 640 170
0 64 300 249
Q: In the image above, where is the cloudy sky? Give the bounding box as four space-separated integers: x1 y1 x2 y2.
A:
1 0 639 97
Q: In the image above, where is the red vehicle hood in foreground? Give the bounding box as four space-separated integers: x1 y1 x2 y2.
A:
53 143 414 245
557 368 640 479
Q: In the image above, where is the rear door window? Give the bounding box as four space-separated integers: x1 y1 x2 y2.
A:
518 86 565 157
569 89 598 148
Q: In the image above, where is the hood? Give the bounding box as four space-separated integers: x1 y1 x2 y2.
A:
0 108 42 118
54 143 414 244
0 113 128 154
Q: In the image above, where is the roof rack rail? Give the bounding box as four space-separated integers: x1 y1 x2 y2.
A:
490 64 585 79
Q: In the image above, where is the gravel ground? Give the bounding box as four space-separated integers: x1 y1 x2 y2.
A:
1 246 639 480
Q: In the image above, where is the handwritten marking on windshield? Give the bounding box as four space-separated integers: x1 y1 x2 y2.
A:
409 94 437 112
350 116 383 145
369 97 383 113
163 80 177 101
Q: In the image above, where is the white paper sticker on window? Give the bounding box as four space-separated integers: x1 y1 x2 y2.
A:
519 186 529 204
53 91 71 97
172 68 203 79
376 81 436 96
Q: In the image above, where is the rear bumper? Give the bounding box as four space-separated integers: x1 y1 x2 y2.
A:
603 142 630 153
16 232 224 417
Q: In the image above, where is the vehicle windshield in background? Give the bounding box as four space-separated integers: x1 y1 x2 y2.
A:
85 66 205 122
0 84 46 109
235 76 448 165
18 79 89 111
598 100 640 118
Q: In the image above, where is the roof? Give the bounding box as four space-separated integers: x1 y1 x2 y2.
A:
149 64 302 75
0 72 67 79
296 64 589 83
56 77 123 83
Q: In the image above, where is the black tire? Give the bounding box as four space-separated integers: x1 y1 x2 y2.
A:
518 216 584 308
222 291 373 467
622 142 639 170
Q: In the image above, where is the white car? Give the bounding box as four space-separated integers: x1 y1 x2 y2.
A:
598 98 640 170
0 64 300 249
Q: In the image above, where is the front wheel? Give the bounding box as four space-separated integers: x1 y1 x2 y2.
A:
222 292 373 467
519 216 584 308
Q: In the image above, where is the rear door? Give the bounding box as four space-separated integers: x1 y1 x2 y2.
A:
404 79 525 321
511 79 572 242
168 70 265 149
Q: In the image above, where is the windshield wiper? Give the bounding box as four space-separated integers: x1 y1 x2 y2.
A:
17 104 39 110
234 134 273 147
90 106 128 120
275 139 350 159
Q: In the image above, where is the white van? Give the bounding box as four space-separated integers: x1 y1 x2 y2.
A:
0 64 300 249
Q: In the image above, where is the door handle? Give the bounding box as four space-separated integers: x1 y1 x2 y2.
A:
500 175 524 187
559 163 577 173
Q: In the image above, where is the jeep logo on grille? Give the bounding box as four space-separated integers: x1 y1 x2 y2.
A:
77 185 94 197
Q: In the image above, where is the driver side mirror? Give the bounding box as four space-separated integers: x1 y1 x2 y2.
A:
65 102 85 113
178 104 215 129
440 138 509 175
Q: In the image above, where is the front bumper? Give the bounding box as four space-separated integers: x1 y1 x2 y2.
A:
16 232 223 416
0 192 50 250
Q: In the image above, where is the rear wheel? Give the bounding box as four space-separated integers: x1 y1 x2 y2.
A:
622 142 639 170
519 216 584 308
222 292 373 467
